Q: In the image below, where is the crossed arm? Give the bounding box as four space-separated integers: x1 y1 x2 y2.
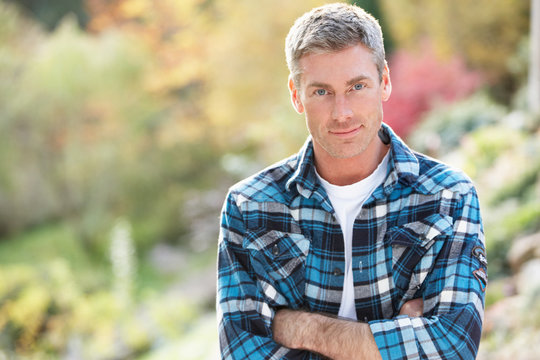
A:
218 190 486 359
272 298 424 360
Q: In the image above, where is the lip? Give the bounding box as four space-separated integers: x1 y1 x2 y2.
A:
329 126 362 138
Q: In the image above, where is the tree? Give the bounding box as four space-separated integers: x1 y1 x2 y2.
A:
530 0 540 113
85 0 337 164
380 0 530 101
350 0 394 52
5 0 88 29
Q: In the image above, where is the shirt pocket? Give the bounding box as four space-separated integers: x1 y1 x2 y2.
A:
386 214 454 297
244 230 310 306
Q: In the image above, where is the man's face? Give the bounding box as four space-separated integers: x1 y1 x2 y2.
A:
289 44 391 160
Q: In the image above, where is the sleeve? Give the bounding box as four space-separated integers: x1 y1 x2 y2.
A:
369 188 487 360
216 191 305 360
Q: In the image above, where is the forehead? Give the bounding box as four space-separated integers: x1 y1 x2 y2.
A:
298 44 379 86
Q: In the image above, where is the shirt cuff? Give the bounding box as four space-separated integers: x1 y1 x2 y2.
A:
369 315 420 360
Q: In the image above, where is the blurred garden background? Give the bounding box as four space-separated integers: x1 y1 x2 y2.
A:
0 0 538 358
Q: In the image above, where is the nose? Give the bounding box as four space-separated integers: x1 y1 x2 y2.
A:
331 95 353 122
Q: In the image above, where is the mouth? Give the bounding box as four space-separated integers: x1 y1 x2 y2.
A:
329 126 362 138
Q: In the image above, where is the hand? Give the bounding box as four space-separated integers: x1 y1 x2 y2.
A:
399 298 423 317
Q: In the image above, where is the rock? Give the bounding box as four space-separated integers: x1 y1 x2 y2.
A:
516 259 540 297
507 232 540 273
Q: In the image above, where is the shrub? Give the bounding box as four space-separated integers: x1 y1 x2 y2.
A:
384 42 483 139
408 93 505 156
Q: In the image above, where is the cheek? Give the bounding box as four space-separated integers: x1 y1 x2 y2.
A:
304 113 318 134
304 114 326 140
304 101 329 120
354 97 382 118
305 107 327 130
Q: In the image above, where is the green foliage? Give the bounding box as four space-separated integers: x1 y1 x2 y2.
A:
413 87 540 278
0 8 149 235
483 278 506 308
0 260 203 358
408 94 506 156
5 0 88 30
484 201 540 277
489 160 540 206
0 1 226 255
488 202 540 246
0 222 208 358
139 314 218 360
459 125 527 180
349 0 394 52
0 223 109 289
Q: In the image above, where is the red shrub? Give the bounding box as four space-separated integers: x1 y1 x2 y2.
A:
383 42 483 138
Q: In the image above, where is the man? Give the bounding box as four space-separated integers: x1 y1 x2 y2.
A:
217 3 487 359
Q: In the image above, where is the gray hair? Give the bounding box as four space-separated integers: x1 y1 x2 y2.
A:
285 3 386 86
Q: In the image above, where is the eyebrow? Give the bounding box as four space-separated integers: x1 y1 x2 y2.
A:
306 81 332 89
346 75 372 86
306 75 373 89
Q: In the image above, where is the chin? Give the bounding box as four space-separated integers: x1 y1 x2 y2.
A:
324 145 368 159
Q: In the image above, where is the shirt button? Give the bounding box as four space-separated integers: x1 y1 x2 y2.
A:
333 267 342 276
272 244 280 256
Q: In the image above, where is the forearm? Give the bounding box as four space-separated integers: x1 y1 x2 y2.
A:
273 309 382 360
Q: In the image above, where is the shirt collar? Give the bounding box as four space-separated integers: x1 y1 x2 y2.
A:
380 123 420 193
285 123 420 198
285 136 319 198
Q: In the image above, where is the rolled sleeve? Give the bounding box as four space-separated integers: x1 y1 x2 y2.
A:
217 191 301 360
370 189 486 359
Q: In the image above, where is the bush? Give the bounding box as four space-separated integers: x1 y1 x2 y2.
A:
384 42 483 138
408 93 506 156
0 257 204 358
0 3 226 254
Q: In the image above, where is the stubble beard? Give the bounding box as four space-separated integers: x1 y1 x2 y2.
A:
315 124 378 160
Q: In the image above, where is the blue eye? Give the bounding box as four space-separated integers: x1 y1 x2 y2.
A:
353 83 365 90
315 89 327 96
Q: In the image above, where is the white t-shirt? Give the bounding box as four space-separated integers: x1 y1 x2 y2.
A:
315 152 389 320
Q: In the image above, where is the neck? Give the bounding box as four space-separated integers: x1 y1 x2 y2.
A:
314 138 389 186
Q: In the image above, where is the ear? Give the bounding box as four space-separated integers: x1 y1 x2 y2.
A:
288 76 305 114
381 63 392 102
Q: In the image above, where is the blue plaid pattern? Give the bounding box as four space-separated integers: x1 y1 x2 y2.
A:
217 124 486 359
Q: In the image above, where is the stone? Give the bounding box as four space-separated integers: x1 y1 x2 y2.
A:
507 231 540 273
516 259 540 297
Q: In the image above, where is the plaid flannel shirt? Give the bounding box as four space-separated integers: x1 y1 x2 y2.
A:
217 124 486 359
